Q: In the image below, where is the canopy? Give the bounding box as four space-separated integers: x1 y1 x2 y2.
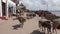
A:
8 3 16 8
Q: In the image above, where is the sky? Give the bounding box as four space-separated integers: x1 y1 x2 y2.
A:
20 0 60 16
21 0 60 11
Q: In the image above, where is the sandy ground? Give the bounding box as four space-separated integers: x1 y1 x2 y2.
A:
0 15 60 34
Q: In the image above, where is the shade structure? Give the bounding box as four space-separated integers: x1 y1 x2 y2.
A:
8 3 16 8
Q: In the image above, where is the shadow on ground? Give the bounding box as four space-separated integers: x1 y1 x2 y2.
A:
30 30 45 34
57 25 60 30
12 24 22 30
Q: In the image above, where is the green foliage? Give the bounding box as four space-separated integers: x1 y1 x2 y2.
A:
19 3 26 10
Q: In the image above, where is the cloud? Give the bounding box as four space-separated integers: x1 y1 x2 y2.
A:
21 0 60 11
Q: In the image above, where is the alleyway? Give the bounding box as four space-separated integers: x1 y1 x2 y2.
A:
0 15 60 34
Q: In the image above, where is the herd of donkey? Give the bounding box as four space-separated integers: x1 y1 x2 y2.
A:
13 10 60 34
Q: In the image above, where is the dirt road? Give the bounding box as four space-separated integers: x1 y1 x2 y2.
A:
0 15 60 34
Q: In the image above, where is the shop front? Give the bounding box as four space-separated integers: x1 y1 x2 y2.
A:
0 0 16 20
8 3 16 17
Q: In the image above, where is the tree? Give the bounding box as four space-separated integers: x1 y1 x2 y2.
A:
19 3 26 10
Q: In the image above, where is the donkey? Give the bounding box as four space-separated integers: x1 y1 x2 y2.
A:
39 20 52 34
13 17 26 28
39 18 60 34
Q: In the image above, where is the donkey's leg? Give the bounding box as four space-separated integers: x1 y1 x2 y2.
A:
55 29 57 34
47 29 50 34
42 27 46 33
42 27 44 32
20 22 24 28
44 28 47 34
39 24 42 31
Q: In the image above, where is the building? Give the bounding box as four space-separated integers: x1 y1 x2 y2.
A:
8 0 16 17
0 0 16 20
0 0 2 17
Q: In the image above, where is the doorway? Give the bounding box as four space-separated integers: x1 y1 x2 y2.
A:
2 2 6 16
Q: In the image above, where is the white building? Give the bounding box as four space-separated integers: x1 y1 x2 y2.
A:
0 0 16 19
0 0 2 17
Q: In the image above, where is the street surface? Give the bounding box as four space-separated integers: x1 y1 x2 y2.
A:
0 15 60 34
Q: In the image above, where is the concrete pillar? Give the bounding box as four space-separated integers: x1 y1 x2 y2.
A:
15 7 16 14
0 0 2 17
13 6 16 15
13 8 15 14
15 6 16 15
5 0 8 18
13 8 14 14
13 7 16 14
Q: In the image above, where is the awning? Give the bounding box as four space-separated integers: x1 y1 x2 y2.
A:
8 3 16 8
